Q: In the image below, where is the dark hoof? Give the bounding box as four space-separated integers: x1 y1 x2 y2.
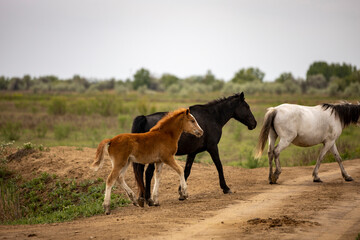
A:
154 202 160 207
105 211 110 215
178 195 186 201
313 178 323 183
138 197 145 208
345 176 354 182
223 188 232 194
269 181 277 184
146 199 155 206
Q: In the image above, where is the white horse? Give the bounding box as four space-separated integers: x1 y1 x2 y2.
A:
256 102 360 184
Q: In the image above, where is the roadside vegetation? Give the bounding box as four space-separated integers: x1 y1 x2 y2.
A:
0 142 130 225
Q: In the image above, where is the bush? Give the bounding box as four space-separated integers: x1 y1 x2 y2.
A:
343 82 360 98
48 97 67 115
35 122 48 138
1 122 22 141
54 124 71 140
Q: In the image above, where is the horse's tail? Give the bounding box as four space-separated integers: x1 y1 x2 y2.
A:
131 115 147 196
91 138 111 171
255 108 277 158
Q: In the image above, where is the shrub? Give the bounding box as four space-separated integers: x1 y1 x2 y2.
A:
118 114 131 130
1 122 22 141
96 96 113 117
48 97 67 115
35 122 48 138
343 82 360 98
54 124 71 140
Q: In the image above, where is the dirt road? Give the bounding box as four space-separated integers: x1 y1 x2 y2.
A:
1 147 360 239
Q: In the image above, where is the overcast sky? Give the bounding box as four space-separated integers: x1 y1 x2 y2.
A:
0 0 359 81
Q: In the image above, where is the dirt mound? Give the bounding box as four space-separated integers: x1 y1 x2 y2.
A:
247 215 320 228
1 146 360 240
6 148 35 162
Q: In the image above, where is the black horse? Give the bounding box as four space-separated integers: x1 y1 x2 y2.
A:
131 92 257 206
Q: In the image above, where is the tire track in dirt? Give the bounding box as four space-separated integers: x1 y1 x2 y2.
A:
155 164 360 240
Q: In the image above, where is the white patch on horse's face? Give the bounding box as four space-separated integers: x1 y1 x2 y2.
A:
189 113 203 137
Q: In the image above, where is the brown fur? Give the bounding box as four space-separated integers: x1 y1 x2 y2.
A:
90 108 203 213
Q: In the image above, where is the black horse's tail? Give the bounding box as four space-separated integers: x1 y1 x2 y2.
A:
255 108 277 158
131 115 147 197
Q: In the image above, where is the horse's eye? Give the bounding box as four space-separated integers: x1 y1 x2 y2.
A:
191 120 195 123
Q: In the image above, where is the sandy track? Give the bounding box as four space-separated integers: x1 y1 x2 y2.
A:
0 147 359 239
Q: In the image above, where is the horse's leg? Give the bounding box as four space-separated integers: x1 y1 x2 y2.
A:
132 163 145 207
312 142 333 182
151 162 164 206
178 153 197 197
117 161 138 206
145 163 155 206
268 129 277 184
166 157 188 200
207 145 231 194
272 136 294 184
330 143 353 181
103 165 122 215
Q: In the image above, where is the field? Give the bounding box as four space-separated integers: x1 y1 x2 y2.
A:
1 91 360 167
1 91 360 239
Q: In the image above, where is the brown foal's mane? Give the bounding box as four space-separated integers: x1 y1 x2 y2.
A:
149 108 187 132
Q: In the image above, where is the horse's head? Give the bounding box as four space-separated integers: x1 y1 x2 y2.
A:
233 92 257 130
183 109 203 137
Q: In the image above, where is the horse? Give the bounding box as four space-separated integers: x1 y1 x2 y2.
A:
131 92 257 207
90 108 203 214
255 102 360 184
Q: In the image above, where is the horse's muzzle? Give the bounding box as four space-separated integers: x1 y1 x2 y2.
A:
195 129 204 137
248 121 257 130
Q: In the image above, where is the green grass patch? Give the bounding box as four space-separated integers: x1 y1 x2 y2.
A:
0 171 130 225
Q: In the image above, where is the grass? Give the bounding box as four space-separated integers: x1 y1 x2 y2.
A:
0 171 130 225
0 142 130 225
0 91 359 167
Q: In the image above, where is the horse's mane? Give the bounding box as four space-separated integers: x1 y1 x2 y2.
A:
322 102 360 127
149 108 187 132
191 93 244 108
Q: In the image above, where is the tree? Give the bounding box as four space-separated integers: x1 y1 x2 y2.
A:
0 76 8 90
160 73 179 88
133 68 151 90
306 61 330 80
202 70 216 85
231 67 265 84
307 61 356 82
275 72 294 83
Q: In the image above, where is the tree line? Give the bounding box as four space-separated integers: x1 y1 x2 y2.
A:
0 61 359 97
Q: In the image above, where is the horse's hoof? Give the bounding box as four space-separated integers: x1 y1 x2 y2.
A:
223 188 232 194
270 178 278 184
146 199 155 206
345 176 354 182
105 211 110 215
154 202 160 207
178 195 186 201
313 178 323 183
138 197 145 208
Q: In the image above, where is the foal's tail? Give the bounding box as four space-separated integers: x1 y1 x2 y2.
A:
91 139 111 171
255 108 277 158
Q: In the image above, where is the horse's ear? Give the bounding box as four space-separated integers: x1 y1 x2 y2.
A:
239 92 245 101
186 109 189 115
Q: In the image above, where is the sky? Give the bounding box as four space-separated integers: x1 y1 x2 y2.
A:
0 0 359 82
